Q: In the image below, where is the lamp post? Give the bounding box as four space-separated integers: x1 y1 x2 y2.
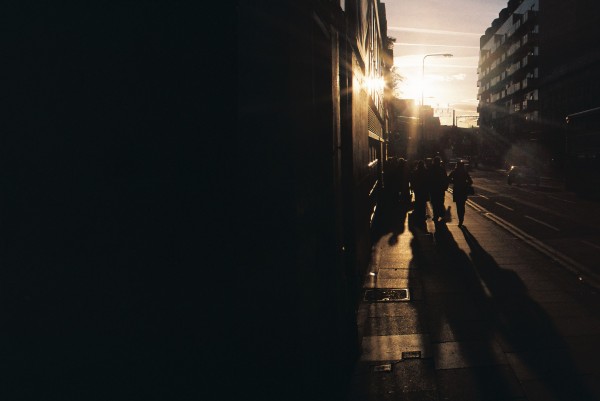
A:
421 53 453 108
420 53 453 158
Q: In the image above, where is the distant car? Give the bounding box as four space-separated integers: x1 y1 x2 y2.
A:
507 166 540 186
447 158 470 171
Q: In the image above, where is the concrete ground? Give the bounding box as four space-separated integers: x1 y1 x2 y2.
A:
347 191 600 401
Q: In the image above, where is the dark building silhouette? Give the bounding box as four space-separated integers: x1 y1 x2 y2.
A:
236 1 393 399
3 3 229 400
538 0 600 168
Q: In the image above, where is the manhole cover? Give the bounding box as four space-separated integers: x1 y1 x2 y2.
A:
364 288 410 302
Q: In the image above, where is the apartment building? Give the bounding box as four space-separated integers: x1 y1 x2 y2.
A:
477 0 539 164
538 0 600 166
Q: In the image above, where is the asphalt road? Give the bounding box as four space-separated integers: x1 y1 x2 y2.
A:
464 168 600 288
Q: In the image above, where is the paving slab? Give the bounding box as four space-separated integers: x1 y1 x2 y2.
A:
363 277 412 289
365 315 428 337
539 300 598 319
436 365 525 401
520 374 600 401
377 268 417 280
428 319 494 343
367 301 426 318
360 334 432 362
433 340 508 370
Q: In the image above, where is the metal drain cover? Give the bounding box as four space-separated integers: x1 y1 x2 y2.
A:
364 288 410 302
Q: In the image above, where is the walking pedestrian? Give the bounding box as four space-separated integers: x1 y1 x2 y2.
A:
409 160 429 221
428 156 448 222
448 160 473 226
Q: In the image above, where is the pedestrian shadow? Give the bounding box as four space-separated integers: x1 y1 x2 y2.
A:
459 225 598 400
371 196 410 246
417 222 519 399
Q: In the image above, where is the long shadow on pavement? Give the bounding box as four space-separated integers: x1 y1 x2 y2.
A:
458 225 598 400
371 195 411 246
427 222 522 400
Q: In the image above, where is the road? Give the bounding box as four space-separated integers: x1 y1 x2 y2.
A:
462 167 600 288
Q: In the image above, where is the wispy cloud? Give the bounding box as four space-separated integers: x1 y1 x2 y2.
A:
395 42 480 49
388 26 481 37
450 74 467 81
431 73 467 82
393 55 479 70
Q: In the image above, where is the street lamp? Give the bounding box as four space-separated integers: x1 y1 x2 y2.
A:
421 53 453 108
419 53 453 158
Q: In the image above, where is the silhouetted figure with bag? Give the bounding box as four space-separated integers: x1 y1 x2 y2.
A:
448 160 473 226
428 156 448 222
409 160 429 221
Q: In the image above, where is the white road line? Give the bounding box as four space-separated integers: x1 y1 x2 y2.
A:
581 240 600 251
495 202 514 211
547 195 577 204
465 198 600 290
524 215 560 231
479 194 489 200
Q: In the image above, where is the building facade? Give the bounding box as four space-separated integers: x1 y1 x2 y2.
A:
478 0 600 169
477 0 540 167
236 0 392 399
538 0 600 167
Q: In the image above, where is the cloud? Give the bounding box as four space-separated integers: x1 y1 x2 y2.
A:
392 55 480 70
431 73 467 82
395 42 480 49
388 26 481 37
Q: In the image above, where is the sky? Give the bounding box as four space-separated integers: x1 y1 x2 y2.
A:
383 0 509 126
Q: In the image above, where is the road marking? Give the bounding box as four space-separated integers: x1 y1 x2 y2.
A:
495 202 514 211
479 194 489 200
465 199 600 290
524 215 560 231
547 195 577 204
581 240 600 251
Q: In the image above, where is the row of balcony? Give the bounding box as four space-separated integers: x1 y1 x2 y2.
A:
479 78 539 107
477 98 539 116
479 34 538 86
478 53 538 97
479 10 538 70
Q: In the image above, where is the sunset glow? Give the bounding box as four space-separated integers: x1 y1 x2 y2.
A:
384 0 509 126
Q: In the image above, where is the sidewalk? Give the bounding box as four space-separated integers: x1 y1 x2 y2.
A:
346 191 600 400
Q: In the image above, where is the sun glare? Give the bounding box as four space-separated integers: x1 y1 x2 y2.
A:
365 77 385 92
398 78 423 102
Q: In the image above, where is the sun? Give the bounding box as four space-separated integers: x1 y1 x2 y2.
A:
395 74 438 105
397 77 422 101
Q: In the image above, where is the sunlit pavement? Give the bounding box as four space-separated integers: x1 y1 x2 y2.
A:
347 191 600 401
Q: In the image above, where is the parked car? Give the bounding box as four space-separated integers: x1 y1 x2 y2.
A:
507 165 540 186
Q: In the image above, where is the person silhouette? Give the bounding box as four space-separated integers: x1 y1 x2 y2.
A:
428 156 448 222
448 160 472 226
